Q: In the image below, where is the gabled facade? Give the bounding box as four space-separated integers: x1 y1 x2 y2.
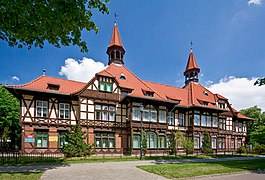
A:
5 23 253 154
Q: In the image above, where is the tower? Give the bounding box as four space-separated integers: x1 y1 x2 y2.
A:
184 50 200 85
106 23 125 65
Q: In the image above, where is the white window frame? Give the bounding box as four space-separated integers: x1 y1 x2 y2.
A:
159 110 166 123
59 103 70 119
211 136 217 149
132 107 141 121
36 100 48 118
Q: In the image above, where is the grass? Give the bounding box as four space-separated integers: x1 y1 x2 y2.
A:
0 172 43 180
0 154 256 166
138 159 265 179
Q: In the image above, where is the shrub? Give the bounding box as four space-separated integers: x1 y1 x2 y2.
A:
201 131 213 155
63 125 94 157
237 146 247 154
253 144 265 154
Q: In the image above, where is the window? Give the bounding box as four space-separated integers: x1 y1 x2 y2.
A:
143 106 157 122
237 138 242 148
99 82 113 92
211 136 217 149
238 123 243 132
158 136 166 148
47 83 60 91
133 134 141 148
203 91 208 96
212 116 218 127
120 73 126 80
218 137 225 149
132 107 141 121
95 132 115 148
218 103 225 109
219 119 226 130
159 110 166 123
178 113 185 126
59 103 70 119
194 135 200 149
36 131 48 148
36 100 48 118
168 112 175 126
201 113 207 126
146 132 157 148
58 131 67 148
206 114 211 127
194 113 200 126
231 138 235 149
95 105 115 121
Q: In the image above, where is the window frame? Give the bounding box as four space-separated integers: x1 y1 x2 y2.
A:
95 132 115 149
35 130 48 148
58 131 67 149
36 100 48 118
59 103 70 119
94 104 116 122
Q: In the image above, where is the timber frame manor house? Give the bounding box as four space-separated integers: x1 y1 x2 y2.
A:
6 23 252 155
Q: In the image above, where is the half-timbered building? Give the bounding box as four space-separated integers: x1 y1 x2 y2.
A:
5 23 253 154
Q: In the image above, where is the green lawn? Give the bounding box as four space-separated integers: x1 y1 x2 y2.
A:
138 159 265 179
0 172 43 180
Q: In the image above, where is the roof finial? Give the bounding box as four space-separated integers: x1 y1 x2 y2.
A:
114 13 118 24
42 69 46 76
190 41 193 51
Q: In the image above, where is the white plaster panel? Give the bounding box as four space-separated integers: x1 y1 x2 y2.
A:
88 105 94 112
88 113 94 120
80 104 87 111
80 112 87 119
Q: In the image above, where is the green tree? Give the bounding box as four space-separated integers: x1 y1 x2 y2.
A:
168 130 176 155
175 130 184 153
142 131 147 156
63 125 94 157
0 84 21 150
0 0 109 52
201 131 213 155
250 126 265 145
240 106 265 144
182 136 194 156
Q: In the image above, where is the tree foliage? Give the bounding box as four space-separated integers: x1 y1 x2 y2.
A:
254 78 265 86
0 0 109 52
168 131 176 155
182 136 194 155
142 131 147 156
0 84 21 150
240 106 265 145
63 125 94 157
201 131 213 155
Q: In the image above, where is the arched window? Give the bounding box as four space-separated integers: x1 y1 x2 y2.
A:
111 51 115 59
116 51 120 59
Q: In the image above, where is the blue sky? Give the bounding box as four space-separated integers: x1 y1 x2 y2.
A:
1 0 265 110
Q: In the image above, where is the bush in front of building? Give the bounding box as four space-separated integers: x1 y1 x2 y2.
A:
63 125 94 157
201 131 213 155
142 132 147 156
237 146 247 154
253 144 265 154
168 131 176 155
182 136 194 155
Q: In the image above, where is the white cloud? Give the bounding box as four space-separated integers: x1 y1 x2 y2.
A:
59 57 106 82
12 76 20 81
248 0 262 5
207 76 265 111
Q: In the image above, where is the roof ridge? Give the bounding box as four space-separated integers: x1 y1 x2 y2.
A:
122 65 165 100
142 80 185 90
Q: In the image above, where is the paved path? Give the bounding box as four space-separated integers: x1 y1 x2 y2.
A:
0 156 264 180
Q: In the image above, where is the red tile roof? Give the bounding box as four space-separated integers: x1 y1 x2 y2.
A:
6 76 85 95
184 51 200 74
108 23 123 48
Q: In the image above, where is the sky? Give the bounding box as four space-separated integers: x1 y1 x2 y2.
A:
0 0 265 111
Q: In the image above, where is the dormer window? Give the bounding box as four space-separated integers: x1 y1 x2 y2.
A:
47 83 60 91
203 102 208 106
99 76 113 93
120 73 126 80
142 90 154 97
218 103 225 109
203 91 208 96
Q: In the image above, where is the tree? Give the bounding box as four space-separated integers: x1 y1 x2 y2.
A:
201 131 213 155
182 136 194 156
0 0 109 52
168 131 176 155
63 125 94 157
254 78 265 86
240 106 265 145
142 131 147 156
250 125 265 145
0 84 21 150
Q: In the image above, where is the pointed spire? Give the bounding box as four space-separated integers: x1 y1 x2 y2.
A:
184 50 200 74
107 23 125 65
108 23 123 48
184 50 200 85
